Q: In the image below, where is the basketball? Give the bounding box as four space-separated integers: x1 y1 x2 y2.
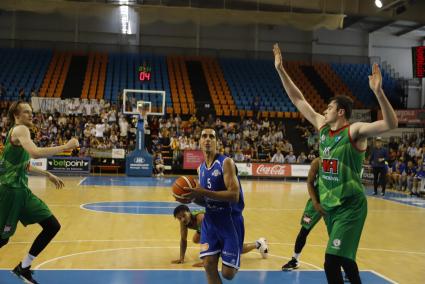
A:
172 176 197 204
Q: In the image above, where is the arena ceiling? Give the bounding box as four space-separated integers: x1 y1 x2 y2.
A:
6 0 425 39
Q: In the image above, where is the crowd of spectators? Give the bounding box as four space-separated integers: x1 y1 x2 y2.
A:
0 98 423 195
380 134 425 196
0 98 320 166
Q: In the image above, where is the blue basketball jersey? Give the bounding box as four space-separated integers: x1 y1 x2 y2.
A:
199 154 244 215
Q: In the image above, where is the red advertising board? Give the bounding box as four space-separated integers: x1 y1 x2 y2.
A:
183 150 204 170
252 163 292 177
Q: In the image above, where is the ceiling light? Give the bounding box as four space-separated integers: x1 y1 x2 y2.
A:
375 0 383 8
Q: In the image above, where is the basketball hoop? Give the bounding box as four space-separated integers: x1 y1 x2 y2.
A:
137 101 151 120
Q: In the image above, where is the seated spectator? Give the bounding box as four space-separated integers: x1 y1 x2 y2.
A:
282 139 293 156
241 144 252 162
188 137 198 150
413 158 424 196
307 150 316 162
390 157 406 190
233 148 245 163
154 152 165 177
285 151 297 164
271 149 285 163
297 152 307 164
400 161 417 194
110 130 119 147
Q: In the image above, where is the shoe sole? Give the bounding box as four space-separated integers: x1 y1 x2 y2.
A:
11 271 36 284
282 266 300 271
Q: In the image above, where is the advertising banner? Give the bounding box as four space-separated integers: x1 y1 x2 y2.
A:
378 109 425 124
30 158 47 171
47 157 91 174
361 164 374 184
351 109 371 123
183 150 204 170
112 149 126 159
235 163 252 176
252 163 292 177
290 164 310 177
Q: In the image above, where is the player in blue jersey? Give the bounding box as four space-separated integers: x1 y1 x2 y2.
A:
183 128 248 284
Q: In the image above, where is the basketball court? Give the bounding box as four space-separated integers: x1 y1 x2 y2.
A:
0 175 423 284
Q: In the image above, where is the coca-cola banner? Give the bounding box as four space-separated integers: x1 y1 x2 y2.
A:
252 163 292 177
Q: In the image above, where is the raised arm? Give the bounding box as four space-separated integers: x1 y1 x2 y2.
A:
273 43 325 130
12 125 79 159
351 64 398 141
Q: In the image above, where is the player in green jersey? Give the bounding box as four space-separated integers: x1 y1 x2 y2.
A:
273 44 398 283
282 158 325 270
172 205 268 267
0 101 79 284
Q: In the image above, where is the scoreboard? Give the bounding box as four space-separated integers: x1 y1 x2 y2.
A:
412 46 425 78
138 65 152 81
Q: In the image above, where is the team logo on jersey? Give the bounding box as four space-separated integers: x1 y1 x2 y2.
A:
332 239 341 248
323 146 331 157
322 159 339 174
3 225 11 233
212 169 221 177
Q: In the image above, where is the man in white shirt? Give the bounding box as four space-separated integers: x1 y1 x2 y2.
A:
83 100 92 116
95 120 105 138
119 116 129 138
271 149 285 163
285 151 297 164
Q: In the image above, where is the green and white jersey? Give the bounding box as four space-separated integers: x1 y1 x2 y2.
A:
0 127 30 189
318 124 365 210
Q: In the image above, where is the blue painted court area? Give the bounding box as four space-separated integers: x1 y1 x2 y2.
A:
80 176 176 187
365 188 425 209
0 269 392 284
82 201 202 215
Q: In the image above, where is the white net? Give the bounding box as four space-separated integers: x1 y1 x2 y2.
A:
122 89 165 116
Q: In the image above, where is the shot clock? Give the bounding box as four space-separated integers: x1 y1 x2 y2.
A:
138 65 152 81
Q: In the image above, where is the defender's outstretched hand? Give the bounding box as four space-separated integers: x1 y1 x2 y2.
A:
273 43 284 71
369 63 383 94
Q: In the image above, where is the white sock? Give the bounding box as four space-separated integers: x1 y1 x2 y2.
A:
293 253 300 261
22 254 35 268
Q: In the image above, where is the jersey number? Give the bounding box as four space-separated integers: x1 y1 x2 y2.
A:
207 178 211 189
